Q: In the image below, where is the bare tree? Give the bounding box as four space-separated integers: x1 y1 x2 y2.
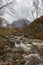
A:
33 0 39 18
0 0 17 18
0 0 15 27
0 0 14 9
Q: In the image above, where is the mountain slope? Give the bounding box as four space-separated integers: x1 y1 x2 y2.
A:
28 16 43 40
7 19 30 28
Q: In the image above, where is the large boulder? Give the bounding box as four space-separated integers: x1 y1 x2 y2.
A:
24 54 42 65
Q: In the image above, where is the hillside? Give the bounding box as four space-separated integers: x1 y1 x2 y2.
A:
0 16 43 40
27 16 43 40
0 17 43 65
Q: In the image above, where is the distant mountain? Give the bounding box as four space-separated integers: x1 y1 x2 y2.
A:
7 19 30 28
27 16 43 40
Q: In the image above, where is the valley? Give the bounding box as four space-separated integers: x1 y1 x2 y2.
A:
0 33 43 65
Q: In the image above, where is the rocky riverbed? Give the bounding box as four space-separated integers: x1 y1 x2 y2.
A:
0 34 43 65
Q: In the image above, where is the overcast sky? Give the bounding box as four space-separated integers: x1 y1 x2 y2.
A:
0 0 43 23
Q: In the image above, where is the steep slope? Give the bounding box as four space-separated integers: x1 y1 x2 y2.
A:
28 16 43 40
